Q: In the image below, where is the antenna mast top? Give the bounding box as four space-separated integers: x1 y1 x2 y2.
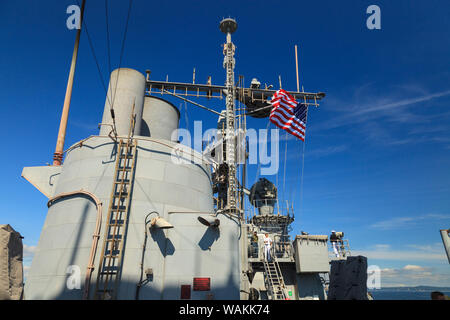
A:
220 17 238 214
219 18 238 34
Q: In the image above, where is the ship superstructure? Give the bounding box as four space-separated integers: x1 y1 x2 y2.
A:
20 17 365 300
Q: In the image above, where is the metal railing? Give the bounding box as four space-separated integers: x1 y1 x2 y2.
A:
328 239 351 259
248 235 294 260
246 199 294 221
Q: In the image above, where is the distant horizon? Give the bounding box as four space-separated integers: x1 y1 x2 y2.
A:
374 285 450 289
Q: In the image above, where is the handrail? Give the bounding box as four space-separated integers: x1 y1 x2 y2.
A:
63 135 214 166
47 190 103 300
328 239 351 259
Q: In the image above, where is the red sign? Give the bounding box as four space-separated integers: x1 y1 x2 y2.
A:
180 285 191 299
193 278 211 291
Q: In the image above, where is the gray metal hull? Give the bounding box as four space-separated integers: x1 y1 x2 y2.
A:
24 136 241 299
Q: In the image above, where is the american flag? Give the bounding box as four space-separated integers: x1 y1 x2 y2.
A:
269 89 308 141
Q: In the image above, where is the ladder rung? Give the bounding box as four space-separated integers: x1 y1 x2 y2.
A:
105 237 122 242
102 265 118 270
114 179 130 183
108 219 125 224
104 253 120 258
99 271 117 275
111 197 128 202
113 194 128 198
120 154 134 159
111 206 127 211
113 190 128 194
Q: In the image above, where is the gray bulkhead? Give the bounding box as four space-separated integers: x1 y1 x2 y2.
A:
23 68 241 299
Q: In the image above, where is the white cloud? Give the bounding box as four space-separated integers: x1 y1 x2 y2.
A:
353 243 447 262
23 244 36 258
23 265 31 280
370 214 450 230
355 249 445 261
375 264 450 287
316 88 450 131
373 244 391 250
403 265 427 271
311 84 450 150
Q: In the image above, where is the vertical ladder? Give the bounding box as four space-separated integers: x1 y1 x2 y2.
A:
263 254 287 300
340 239 351 257
94 139 137 300
330 240 352 260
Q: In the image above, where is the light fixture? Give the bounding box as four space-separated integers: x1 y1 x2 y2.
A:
150 216 174 229
197 216 220 228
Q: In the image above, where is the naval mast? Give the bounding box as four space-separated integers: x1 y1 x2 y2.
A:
220 18 239 214
220 17 250 299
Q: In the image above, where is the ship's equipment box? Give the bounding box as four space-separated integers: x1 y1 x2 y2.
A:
293 235 330 273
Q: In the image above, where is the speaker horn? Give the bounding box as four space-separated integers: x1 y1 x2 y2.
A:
150 216 174 229
197 216 220 228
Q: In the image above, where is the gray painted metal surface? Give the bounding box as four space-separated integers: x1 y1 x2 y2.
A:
99 68 145 136
440 229 450 264
21 166 62 198
140 96 180 140
293 235 330 273
25 136 240 299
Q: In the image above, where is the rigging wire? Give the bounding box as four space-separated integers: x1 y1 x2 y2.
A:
183 100 189 132
111 0 133 110
74 0 110 107
297 107 309 224
74 0 117 136
275 140 278 200
253 120 271 186
104 0 112 78
103 0 118 137
282 130 288 202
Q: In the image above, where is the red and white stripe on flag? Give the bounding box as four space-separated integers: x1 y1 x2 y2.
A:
269 89 306 141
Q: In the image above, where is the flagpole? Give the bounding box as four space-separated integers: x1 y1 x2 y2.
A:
295 45 300 92
53 0 86 166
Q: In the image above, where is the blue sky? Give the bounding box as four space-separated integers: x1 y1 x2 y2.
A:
1 0 450 287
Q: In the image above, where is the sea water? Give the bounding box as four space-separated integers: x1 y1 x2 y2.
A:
370 290 450 300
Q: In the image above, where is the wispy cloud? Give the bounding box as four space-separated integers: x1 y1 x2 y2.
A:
311 83 450 152
23 244 36 258
317 89 450 131
408 125 450 135
370 214 450 230
406 243 446 253
358 241 450 286
22 244 36 281
354 242 447 262
348 90 450 119
306 145 348 158
376 264 450 287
